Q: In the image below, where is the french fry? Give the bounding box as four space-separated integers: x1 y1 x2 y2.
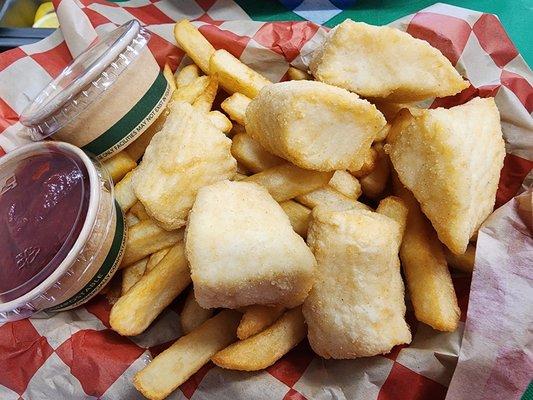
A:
232 172 248 181
375 123 391 142
134 310 240 400
237 305 285 340
279 200 311 238
100 273 123 305
445 243 476 273
130 201 150 221
180 289 213 334
236 163 249 175
221 93 251 126
193 75 218 113
120 219 183 267
102 152 137 183
121 257 148 295
173 20 215 74
163 63 177 91
231 132 284 173
287 66 311 81
173 75 209 104
329 170 362 199
207 110 233 134
230 123 246 137
376 195 408 237
212 306 306 371
176 64 200 87
244 163 333 202
126 109 169 161
296 186 370 211
374 101 411 122
360 143 390 199
393 175 460 331
115 171 137 212
124 212 140 227
110 242 191 336
146 247 171 273
350 147 377 178
209 49 271 98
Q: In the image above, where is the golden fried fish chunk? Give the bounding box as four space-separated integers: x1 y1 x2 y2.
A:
309 20 469 102
387 97 505 254
186 180 316 309
303 207 411 358
132 101 236 230
245 80 386 172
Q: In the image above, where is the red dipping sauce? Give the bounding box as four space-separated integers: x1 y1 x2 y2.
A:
0 148 90 302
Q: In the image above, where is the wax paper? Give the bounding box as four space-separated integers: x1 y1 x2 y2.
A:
0 1 531 399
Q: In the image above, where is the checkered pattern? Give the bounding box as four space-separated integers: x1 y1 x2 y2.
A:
0 284 472 400
280 0 358 25
0 1 531 399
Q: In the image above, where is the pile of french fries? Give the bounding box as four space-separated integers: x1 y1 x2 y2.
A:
98 19 479 400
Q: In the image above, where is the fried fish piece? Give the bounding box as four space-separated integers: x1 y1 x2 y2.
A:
245 80 386 172
185 180 316 309
132 101 236 230
386 97 505 254
303 207 411 358
309 20 469 102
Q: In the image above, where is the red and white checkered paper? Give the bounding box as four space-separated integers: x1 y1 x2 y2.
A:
0 1 531 399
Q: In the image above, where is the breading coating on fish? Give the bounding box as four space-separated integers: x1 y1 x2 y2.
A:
386 97 505 254
245 80 386 172
309 20 469 102
185 180 316 309
132 101 236 230
303 207 411 358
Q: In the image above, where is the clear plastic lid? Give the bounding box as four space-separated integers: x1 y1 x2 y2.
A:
20 19 150 140
0 142 90 302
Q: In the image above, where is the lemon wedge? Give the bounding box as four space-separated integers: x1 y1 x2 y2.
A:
34 2 55 22
33 12 59 28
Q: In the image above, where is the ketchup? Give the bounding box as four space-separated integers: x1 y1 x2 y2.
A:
0 148 90 302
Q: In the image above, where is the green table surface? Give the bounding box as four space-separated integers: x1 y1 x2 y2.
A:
236 0 532 67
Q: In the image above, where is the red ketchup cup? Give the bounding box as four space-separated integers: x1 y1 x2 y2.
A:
0 141 126 321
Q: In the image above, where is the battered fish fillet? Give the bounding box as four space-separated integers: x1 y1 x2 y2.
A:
245 80 386 172
185 180 316 309
303 207 411 359
386 97 505 254
309 20 469 102
132 101 236 230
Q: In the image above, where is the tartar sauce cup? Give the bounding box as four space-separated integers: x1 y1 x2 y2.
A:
20 19 172 161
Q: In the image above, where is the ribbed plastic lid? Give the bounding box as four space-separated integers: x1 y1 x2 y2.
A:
20 19 150 140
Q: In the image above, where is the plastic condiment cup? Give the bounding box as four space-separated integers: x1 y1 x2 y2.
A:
20 19 172 161
0 141 126 322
